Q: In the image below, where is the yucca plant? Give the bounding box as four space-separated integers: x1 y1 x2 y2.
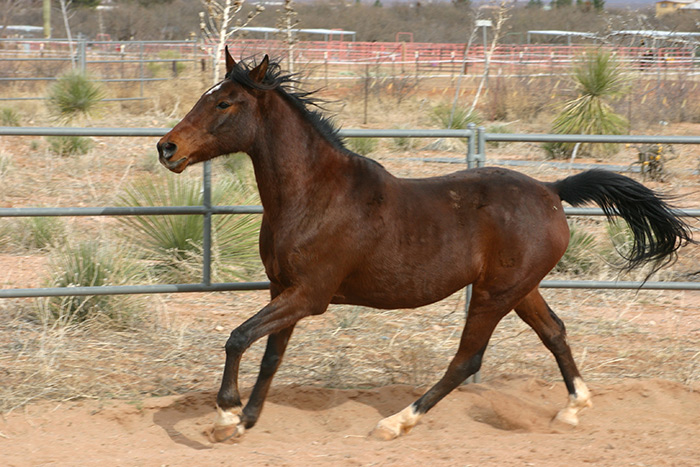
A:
431 103 482 129
41 240 145 327
605 220 635 265
0 107 21 126
555 223 598 274
347 137 378 156
18 217 66 250
47 71 104 122
117 174 262 283
47 135 92 156
547 50 629 159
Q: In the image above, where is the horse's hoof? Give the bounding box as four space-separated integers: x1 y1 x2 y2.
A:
209 405 245 443
208 423 245 443
553 407 579 427
369 424 400 441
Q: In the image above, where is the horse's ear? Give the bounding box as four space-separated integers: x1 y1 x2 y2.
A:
225 46 236 76
249 55 269 84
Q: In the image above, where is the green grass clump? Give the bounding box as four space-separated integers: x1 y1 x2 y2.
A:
117 174 262 283
347 137 378 156
0 107 21 126
18 217 66 250
605 220 635 266
47 71 103 122
430 103 481 129
147 50 186 77
46 135 93 156
40 241 145 327
486 123 513 148
555 223 598 274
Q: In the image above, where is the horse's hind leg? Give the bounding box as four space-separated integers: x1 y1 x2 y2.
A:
371 293 511 440
514 288 592 426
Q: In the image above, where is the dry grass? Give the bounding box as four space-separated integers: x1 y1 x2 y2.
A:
2 285 698 414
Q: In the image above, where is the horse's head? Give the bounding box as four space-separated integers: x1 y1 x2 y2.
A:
157 47 269 173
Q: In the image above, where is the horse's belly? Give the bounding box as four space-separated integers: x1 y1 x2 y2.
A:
331 266 467 310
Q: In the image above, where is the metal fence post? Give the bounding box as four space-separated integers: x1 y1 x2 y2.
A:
202 160 212 286
78 39 87 73
476 126 486 168
465 122 480 384
139 41 145 99
466 122 476 168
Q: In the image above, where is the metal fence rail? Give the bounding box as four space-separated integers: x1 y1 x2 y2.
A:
0 126 698 299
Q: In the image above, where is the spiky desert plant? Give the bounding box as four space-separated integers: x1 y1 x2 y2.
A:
347 137 378 156
547 50 628 159
18 217 66 250
46 135 93 156
431 102 482 129
117 174 262 283
41 240 145 327
0 107 21 126
47 71 104 122
555 223 598 274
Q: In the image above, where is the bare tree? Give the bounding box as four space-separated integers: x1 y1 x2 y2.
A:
276 0 299 73
199 0 264 83
0 0 24 36
58 0 77 68
468 2 510 116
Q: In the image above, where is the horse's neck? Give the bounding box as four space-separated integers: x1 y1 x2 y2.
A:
248 110 349 217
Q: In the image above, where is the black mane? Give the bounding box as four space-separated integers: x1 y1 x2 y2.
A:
226 56 348 153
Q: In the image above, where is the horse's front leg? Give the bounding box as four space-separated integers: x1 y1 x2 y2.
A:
210 288 328 443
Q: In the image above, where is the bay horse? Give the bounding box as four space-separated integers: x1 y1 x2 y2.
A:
157 48 693 442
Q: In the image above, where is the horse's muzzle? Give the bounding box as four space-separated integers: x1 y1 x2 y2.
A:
157 140 188 173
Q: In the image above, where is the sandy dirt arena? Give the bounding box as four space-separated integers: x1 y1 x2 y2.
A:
1 375 699 466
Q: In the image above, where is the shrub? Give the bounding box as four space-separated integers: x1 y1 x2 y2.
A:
347 137 378 156
555 223 598 274
392 134 415 151
486 123 513 148
218 152 251 177
47 71 104 122
41 241 145 327
147 50 186 77
0 107 21 126
117 174 262 283
605 220 634 266
18 217 66 250
547 50 628 159
430 102 482 129
46 135 93 156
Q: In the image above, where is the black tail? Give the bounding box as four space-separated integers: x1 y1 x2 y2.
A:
552 169 694 273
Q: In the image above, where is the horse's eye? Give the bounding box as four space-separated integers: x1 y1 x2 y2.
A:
217 102 231 109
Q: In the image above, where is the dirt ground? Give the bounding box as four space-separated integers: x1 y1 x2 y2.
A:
1 376 699 466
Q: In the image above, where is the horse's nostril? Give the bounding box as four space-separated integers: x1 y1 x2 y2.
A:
158 141 178 160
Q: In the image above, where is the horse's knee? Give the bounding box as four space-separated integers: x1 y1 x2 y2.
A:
225 330 247 355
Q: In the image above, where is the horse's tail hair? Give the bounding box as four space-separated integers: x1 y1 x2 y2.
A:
551 169 694 274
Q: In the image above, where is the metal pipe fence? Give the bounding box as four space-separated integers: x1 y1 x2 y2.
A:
0 126 698 299
3 38 700 103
